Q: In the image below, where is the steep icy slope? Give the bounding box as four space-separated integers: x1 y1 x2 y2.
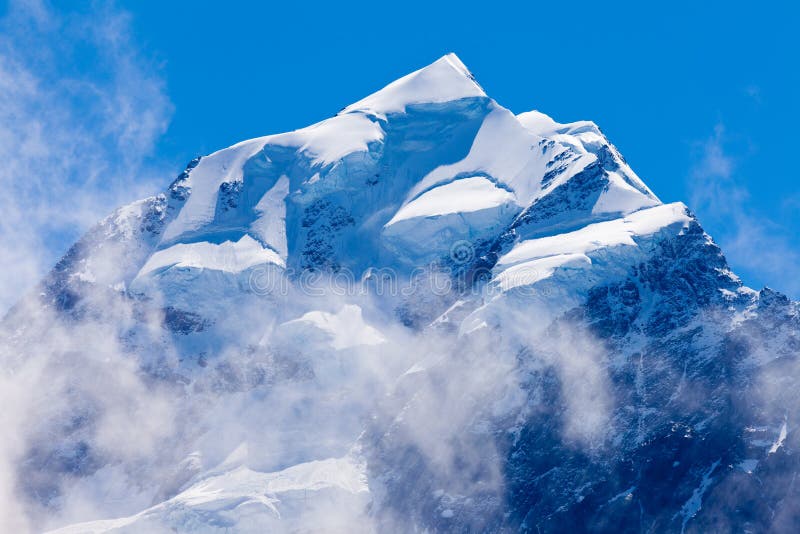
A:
2 54 799 533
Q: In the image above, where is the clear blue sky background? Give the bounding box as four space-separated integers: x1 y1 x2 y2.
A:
1 0 799 300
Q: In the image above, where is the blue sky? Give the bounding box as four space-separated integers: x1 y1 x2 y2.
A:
1 0 798 307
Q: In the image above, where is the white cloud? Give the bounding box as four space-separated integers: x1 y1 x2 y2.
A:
0 3 173 529
0 0 173 313
688 124 800 298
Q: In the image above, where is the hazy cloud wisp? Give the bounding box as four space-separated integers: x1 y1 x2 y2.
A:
0 0 173 313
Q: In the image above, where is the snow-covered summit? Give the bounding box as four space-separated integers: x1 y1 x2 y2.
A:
341 53 486 116
127 53 664 304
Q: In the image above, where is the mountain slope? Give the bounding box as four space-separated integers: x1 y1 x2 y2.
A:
2 54 799 533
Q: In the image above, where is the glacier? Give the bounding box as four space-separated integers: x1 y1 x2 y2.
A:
2 53 800 533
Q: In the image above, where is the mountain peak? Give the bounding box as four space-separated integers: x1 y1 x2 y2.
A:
10 52 799 534
340 53 486 116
